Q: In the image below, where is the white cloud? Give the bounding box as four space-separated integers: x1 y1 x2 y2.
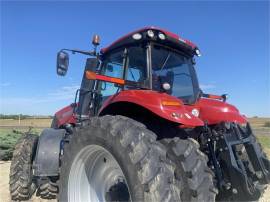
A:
0 84 80 115
200 84 216 90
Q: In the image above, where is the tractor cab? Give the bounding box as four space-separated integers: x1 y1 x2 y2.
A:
100 39 200 105
55 27 232 124
56 27 203 120
98 27 201 104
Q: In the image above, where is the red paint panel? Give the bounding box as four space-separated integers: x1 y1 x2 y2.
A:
54 94 247 128
101 26 197 53
99 90 204 127
55 105 76 127
185 98 247 125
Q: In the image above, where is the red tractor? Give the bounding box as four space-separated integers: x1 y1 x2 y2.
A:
10 27 269 202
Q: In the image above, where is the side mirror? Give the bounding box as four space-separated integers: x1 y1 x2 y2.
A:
56 51 69 76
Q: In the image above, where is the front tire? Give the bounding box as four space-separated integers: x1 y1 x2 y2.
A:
35 115 60 199
9 133 38 201
59 115 180 202
36 178 58 199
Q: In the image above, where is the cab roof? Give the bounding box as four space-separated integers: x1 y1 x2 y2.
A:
100 26 198 56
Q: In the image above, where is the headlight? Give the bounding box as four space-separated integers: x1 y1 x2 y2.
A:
147 30 155 38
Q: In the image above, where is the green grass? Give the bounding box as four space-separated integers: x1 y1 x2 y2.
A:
257 135 270 149
256 135 270 158
0 128 41 160
263 121 270 128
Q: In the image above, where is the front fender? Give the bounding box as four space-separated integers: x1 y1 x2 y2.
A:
33 128 66 177
99 90 204 127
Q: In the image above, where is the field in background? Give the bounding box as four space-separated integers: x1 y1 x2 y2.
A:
248 118 270 157
0 118 51 160
0 117 269 160
0 118 52 128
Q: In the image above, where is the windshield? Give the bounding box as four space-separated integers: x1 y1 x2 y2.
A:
151 45 198 104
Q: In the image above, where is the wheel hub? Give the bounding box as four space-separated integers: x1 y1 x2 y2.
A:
68 145 130 202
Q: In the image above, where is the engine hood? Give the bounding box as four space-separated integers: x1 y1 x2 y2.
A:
189 98 247 125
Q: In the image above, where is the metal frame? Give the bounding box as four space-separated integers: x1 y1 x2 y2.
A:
202 123 270 200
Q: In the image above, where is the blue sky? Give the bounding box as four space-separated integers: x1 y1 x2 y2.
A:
1 1 269 117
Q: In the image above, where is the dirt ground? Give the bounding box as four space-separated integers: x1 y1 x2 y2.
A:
0 161 269 202
0 161 56 202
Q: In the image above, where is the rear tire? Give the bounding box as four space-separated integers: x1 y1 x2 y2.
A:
160 138 218 202
59 115 181 202
9 133 38 201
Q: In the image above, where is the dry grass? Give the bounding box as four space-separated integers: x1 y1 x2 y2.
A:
0 118 52 128
248 117 270 129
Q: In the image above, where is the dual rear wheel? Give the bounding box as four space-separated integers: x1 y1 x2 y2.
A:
59 115 217 202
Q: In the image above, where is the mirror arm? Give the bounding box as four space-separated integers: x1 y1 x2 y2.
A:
61 48 96 56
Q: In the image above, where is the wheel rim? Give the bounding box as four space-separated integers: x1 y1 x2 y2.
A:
68 145 130 202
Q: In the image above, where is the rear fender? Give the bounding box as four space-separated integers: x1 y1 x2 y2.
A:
99 90 204 127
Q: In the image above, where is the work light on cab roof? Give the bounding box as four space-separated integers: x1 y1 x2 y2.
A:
100 27 201 57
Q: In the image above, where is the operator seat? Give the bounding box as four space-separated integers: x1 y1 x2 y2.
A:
152 71 174 94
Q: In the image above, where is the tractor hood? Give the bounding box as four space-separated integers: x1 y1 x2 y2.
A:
187 98 247 125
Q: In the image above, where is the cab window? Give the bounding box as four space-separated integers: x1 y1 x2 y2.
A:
126 46 147 82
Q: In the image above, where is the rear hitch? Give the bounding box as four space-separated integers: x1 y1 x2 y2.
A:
213 122 270 200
